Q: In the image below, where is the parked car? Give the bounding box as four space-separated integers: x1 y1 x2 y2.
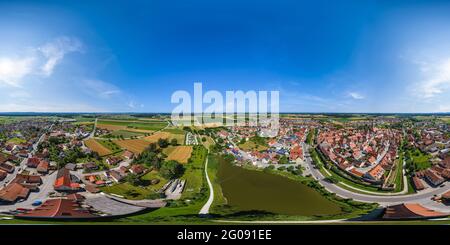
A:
32 200 42 206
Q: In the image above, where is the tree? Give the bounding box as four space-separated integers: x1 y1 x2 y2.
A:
126 173 141 186
159 160 185 179
201 137 206 142
158 138 169 148
278 155 289 164
325 176 339 184
146 143 158 152
170 138 178 146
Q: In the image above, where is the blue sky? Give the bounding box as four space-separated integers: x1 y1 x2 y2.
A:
1 0 450 113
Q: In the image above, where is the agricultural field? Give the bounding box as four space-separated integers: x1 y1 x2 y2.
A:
72 116 96 123
162 127 185 134
97 119 167 131
103 130 146 139
97 123 127 131
438 116 450 124
114 139 151 154
96 139 122 152
165 146 193 164
143 132 172 142
144 130 185 144
84 139 112 156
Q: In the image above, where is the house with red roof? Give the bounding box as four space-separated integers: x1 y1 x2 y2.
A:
54 168 81 192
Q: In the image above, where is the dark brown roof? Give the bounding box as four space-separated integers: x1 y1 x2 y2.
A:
12 174 42 184
412 176 425 190
0 162 15 173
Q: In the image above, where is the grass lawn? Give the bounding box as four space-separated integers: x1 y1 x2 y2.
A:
239 140 268 151
141 170 168 192
100 182 153 200
405 148 432 171
7 137 26 144
238 135 269 152
181 145 208 199
100 173 166 200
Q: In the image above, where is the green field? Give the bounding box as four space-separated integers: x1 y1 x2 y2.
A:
96 139 122 152
162 127 186 134
181 145 208 199
103 130 146 138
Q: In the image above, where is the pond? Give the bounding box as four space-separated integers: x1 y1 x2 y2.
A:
217 160 342 216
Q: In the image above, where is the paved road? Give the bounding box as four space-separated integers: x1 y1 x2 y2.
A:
199 149 213 215
305 144 450 208
86 118 98 139
0 171 57 212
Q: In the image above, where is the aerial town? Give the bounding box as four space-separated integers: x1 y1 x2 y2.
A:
0 114 449 223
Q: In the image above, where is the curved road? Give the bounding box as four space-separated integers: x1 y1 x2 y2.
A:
305 148 450 206
199 150 213 215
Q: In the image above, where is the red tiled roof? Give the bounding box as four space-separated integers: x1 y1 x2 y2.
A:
383 203 448 220
16 199 94 218
0 183 30 202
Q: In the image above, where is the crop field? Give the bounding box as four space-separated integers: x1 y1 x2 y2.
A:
96 139 122 152
84 139 112 156
165 146 193 164
109 130 146 138
439 116 450 124
97 119 167 131
114 139 151 154
144 130 186 144
143 132 171 142
97 123 127 131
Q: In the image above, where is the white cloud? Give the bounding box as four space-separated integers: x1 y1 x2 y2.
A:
38 36 83 76
0 57 35 86
0 36 82 86
0 102 105 113
414 58 450 98
82 79 121 99
348 92 365 100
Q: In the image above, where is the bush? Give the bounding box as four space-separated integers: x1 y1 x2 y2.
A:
158 138 169 148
